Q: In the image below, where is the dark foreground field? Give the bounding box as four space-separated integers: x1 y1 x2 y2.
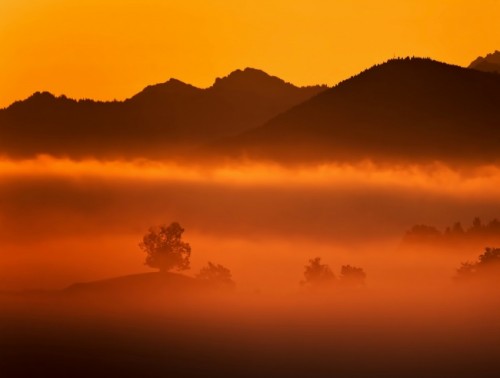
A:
1 283 500 378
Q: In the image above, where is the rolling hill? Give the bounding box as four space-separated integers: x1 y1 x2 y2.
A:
64 272 203 298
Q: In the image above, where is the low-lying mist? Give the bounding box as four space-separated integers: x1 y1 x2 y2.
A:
1 155 500 290
2 156 500 377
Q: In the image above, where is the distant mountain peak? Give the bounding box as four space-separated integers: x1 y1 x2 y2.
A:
211 68 297 92
473 50 500 63
5 91 74 111
469 50 500 73
216 67 275 80
31 91 56 99
23 91 63 104
225 67 273 79
145 77 198 91
129 78 201 102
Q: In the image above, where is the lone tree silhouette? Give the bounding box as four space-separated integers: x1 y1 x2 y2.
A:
139 222 191 272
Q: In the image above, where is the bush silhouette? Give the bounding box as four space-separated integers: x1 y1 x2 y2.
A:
302 258 368 289
196 262 235 287
302 257 336 287
139 222 191 272
339 265 367 287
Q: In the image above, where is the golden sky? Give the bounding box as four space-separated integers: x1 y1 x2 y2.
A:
1 0 499 108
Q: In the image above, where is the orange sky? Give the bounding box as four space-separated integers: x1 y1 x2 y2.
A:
1 0 499 108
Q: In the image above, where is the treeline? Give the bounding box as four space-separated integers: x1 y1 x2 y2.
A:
402 217 500 246
140 221 500 288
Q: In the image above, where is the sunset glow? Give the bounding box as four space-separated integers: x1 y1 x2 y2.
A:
1 1 500 377
1 0 499 107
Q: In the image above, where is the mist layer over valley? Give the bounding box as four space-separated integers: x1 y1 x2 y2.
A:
1 156 500 377
1 156 500 291
2 153 500 377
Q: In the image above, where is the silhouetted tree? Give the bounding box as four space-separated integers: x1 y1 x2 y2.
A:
403 217 500 248
197 262 234 287
456 247 500 281
478 247 500 265
339 265 366 287
302 257 336 287
139 222 191 272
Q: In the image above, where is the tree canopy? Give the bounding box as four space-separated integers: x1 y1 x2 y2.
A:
139 222 191 272
302 257 336 287
340 265 366 287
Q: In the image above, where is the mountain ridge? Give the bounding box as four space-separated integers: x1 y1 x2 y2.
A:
209 57 500 164
0 68 327 159
3 58 500 164
3 67 325 110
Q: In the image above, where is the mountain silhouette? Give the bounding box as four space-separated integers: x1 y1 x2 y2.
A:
469 51 500 74
0 69 326 159
210 58 500 164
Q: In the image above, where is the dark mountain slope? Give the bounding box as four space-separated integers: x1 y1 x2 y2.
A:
0 69 326 159
212 58 500 164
